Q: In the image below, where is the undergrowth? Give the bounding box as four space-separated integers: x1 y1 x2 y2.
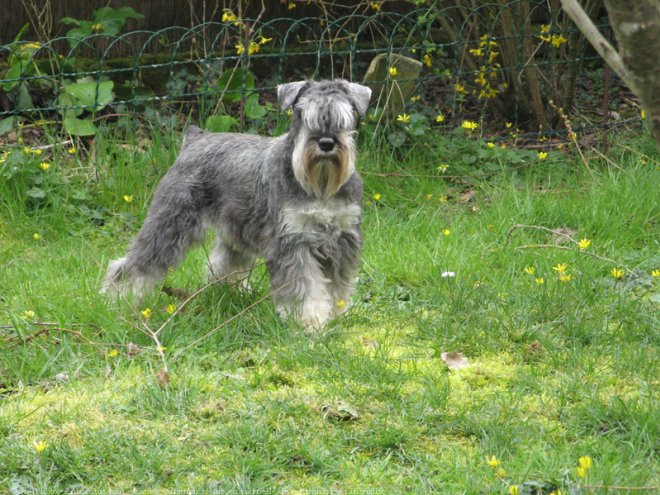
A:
0 126 658 494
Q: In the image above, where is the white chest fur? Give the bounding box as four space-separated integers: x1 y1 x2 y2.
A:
280 199 361 237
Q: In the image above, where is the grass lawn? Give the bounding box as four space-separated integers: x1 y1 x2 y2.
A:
0 129 658 494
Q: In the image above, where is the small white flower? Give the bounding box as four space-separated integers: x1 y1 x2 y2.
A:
441 271 456 278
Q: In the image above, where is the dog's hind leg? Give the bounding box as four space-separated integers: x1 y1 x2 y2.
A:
103 191 206 298
207 233 256 289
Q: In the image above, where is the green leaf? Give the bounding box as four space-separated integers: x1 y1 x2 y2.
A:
387 131 407 147
216 68 255 104
205 115 238 133
64 116 97 136
60 17 82 26
0 116 16 136
16 83 33 110
64 80 114 109
245 94 269 120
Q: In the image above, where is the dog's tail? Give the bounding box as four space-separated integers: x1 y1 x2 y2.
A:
182 125 205 149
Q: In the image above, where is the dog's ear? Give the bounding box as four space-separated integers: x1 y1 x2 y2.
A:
278 81 308 111
344 82 372 119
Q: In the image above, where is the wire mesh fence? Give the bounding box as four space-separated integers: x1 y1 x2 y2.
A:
0 1 640 139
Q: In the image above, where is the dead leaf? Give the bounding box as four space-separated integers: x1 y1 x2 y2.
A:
320 401 360 421
441 351 470 370
525 340 545 357
155 368 170 388
552 227 577 245
362 337 379 349
460 189 476 203
126 342 141 357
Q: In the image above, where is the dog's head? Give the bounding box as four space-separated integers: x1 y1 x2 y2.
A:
278 79 371 199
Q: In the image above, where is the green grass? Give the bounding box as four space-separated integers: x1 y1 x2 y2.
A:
0 129 658 494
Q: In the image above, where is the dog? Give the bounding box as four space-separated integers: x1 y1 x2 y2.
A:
102 79 372 329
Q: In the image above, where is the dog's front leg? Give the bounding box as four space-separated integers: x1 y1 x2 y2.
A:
268 243 333 330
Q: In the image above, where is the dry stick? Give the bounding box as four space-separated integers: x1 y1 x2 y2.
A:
515 244 634 274
549 99 592 172
171 275 303 361
505 223 578 245
506 224 633 273
582 485 659 492
153 266 263 337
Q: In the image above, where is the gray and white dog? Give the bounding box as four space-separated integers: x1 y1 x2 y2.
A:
103 79 372 329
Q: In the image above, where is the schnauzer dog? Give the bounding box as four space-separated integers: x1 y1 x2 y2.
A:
103 79 372 329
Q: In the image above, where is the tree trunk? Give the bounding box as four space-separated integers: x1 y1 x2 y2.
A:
603 0 660 144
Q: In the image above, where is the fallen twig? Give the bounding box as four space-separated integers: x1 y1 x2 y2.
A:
515 243 634 274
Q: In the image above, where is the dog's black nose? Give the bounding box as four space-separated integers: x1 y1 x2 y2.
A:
318 137 335 152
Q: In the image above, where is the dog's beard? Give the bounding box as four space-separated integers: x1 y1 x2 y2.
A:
292 131 355 199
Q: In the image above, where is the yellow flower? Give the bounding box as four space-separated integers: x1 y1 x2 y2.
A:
396 113 410 123
410 95 421 102
389 66 397 76
370 2 381 10
454 83 467 94
67 147 76 155
25 42 41 50
108 349 119 358
640 110 645 119
559 274 573 282
32 233 40 241
486 455 501 468
509 486 520 495
258 35 272 45
123 195 133 203
222 10 237 23
550 34 568 48
505 122 512 128
578 456 593 470
469 47 484 57
424 193 433 200
496 467 506 478
442 228 451 236
577 466 588 479
247 42 260 56
166 304 176 315
286 108 293 116
435 114 445 123
578 238 591 250
538 151 548 160
157 345 166 352
423 54 432 67
39 162 50 171
550 491 564 495
91 23 104 32
336 299 347 309
535 277 545 285
373 193 381 201
32 149 43 155
141 308 152 319
486 142 495 149
23 310 35 319
524 266 535 275
552 263 568 273
288 2 296 9
437 164 448 173
611 268 624 279
500 144 507 149
461 120 479 130
651 269 660 278
438 195 448 203
235 43 245 55
33 441 48 453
